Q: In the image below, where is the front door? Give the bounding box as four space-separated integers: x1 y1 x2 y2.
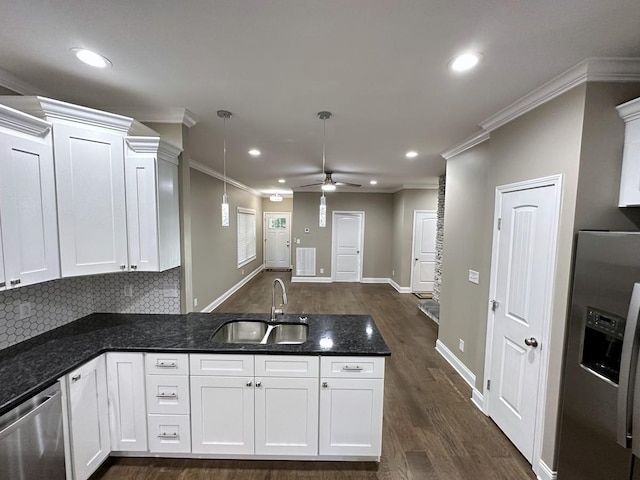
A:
488 183 558 462
411 211 437 293
264 212 291 270
332 212 364 282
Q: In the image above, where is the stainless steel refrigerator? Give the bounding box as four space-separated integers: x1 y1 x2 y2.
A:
558 231 640 479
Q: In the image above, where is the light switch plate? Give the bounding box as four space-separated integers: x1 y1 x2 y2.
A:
19 302 32 320
468 270 480 284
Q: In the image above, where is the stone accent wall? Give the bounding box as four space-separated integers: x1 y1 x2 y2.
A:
433 174 446 303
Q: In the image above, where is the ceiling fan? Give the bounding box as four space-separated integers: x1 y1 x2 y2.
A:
299 171 362 191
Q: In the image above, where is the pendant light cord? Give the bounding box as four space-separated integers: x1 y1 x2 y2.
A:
223 116 227 197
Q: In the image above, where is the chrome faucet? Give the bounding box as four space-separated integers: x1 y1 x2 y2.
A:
271 278 288 322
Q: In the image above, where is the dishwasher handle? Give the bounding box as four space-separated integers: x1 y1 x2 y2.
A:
0 390 61 439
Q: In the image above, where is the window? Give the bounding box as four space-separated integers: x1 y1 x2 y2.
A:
269 217 287 229
237 207 256 267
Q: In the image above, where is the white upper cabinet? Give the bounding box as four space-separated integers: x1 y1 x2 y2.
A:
0 105 59 289
618 97 640 207
125 137 182 272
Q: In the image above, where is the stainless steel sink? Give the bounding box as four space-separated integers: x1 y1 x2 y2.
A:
264 323 308 345
211 320 268 343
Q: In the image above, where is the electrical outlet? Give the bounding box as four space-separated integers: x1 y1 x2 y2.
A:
19 302 32 320
296 238 300 244
163 283 179 298
320 268 324 274
124 285 133 297
459 339 465 352
241 269 245 275
392 269 395 276
194 298 198 307
468 270 480 285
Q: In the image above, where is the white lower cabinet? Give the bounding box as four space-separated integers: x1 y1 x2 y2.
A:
106 353 147 452
65 355 111 480
319 356 385 458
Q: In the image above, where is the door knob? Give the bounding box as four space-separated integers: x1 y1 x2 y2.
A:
524 337 539 348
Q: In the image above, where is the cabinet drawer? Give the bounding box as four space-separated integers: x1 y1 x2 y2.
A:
320 356 385 379
190 354 254 376
145 353 189 375
255 355 319 378
147 414 191 453
146 375 190 415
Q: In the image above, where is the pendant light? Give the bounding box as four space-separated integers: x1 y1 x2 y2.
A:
218 110 231 226
269 192 283 202
318 111 332 228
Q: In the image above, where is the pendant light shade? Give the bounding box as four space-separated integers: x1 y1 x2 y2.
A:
218 110 232 227
269 192 283 202
318 111 332 228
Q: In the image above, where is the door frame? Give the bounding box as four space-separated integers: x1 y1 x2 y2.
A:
482 174 562 476
410 209 437 293
263 212 292 269
331 211 365 282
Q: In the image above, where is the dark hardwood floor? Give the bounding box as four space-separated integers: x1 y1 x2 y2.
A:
93 271 535 479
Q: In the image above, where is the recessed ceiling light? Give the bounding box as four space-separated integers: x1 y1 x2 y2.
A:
449 52 482 72
370 180 378 185
248 149 261 157
71 48 112 68
278 178 286 183
405 151 418 158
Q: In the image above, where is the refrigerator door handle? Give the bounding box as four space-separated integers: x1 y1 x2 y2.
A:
618 283 640 448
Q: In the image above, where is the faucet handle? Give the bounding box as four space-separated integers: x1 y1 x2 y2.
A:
274 308 284 315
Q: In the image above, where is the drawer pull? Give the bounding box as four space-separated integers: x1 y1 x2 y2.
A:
155 361 178 368
71 374 81 382
9 279 21 286
342 365 363 372
156 392 178 399
158 432 179 439
0 282 5 288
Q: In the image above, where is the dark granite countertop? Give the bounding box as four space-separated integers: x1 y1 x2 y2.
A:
0 312 390 416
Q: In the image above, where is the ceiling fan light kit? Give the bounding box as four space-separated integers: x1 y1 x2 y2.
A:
217 109 232 227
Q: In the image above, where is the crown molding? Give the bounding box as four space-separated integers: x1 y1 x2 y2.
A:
126 136 183 165
480 57 640 132
0 68 48 96
0 104 51 137
617 96 640 122
190 160 261 197
106 106 199 127
441 130 490 160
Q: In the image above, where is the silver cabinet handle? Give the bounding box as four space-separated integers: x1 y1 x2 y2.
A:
71 374 81 382
155 361 177 368
342 365 363 371
0 282 5 288
131 265 137 270
246 381 253 387
524 337 539 348
156 392 178 399
158 432 179 439
322 382 328 388
120 265 126 270
9 279 21 286
255 381 262 388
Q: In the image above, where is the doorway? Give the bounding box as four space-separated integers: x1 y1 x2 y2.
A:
484 175 562 470
331 212 364 282
264 212 291 270
411 210 437 293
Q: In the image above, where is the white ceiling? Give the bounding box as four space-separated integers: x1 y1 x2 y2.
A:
1 1 640 194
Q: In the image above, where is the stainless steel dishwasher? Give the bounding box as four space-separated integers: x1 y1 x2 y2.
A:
0 382 66 479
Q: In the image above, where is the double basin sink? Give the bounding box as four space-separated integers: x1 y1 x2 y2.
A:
211 319 308 345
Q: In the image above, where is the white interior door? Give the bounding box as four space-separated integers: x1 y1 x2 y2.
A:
264 212 291 269
411 211 437 293
332 212 364 282
487 183 557 462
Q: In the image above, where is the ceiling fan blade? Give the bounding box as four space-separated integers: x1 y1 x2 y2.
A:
298 182 323 188
335 182 362 187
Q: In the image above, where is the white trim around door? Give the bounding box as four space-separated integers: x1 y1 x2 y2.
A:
331 211 365 282
410 210 437 293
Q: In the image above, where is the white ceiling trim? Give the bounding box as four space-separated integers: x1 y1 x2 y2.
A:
617 96 640 122
0 104 51 137
441 130 490 160
0 67 48 96
480 57 640 132
106 106 199 127
190 159 262 197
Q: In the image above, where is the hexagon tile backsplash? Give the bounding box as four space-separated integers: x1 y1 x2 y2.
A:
0 268 181 350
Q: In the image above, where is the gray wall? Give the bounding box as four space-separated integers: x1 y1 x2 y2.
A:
291 192 393 279
190 169 263 311
262 196 293 213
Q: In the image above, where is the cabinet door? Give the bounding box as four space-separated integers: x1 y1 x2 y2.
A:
319 378 384 457
254 376 319 456
68 355 111 480
0 230 4 291
190 375 254 454
0 130 59 288
125 155 159 271
53 123 128 276
157 159 180 271
106 353 147 452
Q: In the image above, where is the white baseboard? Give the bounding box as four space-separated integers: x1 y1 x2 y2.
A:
201 265 264 312
361 277 389 284
471 387 488 415
535 459 557 480
435 339 476 389
389 278 411 293
291 276 332 283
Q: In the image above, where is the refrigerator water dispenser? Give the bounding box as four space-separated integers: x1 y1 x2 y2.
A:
581 307 625 384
